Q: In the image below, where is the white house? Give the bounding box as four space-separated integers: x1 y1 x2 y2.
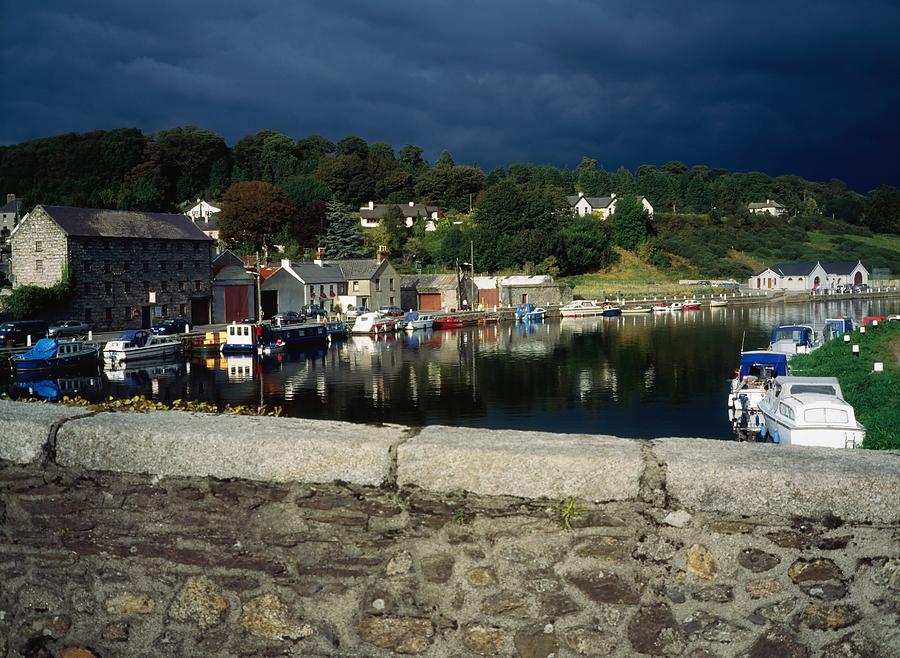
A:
822 261 869 288
566 192 654 219
748 200 787 216
749 262 829 291
186 199 221 220
359 201 441 231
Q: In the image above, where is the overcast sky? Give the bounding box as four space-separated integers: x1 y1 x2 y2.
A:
2 0 899 190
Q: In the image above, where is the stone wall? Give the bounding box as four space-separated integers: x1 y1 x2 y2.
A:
9 208 68 288
0 400 898 657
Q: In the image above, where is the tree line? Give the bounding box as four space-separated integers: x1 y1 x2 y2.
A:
2 126 898 277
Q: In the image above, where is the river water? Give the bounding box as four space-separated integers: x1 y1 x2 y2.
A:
6 297 899 439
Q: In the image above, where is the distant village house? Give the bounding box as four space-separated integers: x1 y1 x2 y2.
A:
749 261 868 291
359 201 440 231
567 192 654 219
748 200 788 216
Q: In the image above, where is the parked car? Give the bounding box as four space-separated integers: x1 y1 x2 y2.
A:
851 283 868 292
48 320 91 338
0 320 50 346
272 310 305 325
835 284 851 294
151 318 190 335
716 282 740 289
697 280 712 286
301 304 327 318
378 305 404 317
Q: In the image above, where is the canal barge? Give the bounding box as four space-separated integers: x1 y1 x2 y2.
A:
221 322 328 354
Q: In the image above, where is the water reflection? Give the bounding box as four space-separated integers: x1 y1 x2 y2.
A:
5 297 899 439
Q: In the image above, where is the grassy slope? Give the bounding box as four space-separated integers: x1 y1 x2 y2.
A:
790 323 900 449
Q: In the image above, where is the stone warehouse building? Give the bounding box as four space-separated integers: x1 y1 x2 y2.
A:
10 205 213 330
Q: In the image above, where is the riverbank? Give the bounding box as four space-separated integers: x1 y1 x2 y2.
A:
790 322 900 449
1 400 899 656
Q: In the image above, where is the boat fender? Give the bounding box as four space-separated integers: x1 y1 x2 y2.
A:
772 430 780 445
759 419 767 439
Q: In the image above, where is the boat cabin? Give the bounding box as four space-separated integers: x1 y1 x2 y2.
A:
769 325 816 354
738 351 788 381
823 318 854 340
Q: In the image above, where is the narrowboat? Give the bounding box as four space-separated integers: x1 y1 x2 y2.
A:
709 299 728 308
221 322 328 353
769 325 818 354
326 321 350 339
757 377 865 448
103 330 181 364
10 338 102 372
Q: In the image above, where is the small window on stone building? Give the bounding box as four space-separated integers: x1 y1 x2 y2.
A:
104 282 112 295
390 278 395 291
178 281 185 292
161 304 168 317
124 282 131 294
104 261 111 274
161 281 168 292
179 303 186 316
123 307 131 321
177 261 184 270
353 281 359 292
375 279 381 292
85 308 92 322
143 261 149 272
143 281 150 293
123 261 131 273
35 259 43 273
195 280 202 291
193 243 200 254
83 282 91 295
105 307 112 323
83 261 92 273
34 240 42 252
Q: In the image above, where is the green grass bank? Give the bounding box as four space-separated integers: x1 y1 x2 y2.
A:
790 322 900 449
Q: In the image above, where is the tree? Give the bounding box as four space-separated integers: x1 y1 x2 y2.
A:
259 132 299 184
371 204 406 259
322 199 369 259
154 126 229 202
473 180 525 234
556 216 613 275
434 150 455 169
862 185 900 233
292 200 327 248
282 175 332 209
611 195 650 250
217 181 296 251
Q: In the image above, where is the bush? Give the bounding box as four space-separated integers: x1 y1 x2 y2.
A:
5 275 73 320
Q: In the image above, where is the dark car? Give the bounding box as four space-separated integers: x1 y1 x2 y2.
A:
151 318 190 335
0 320 50 346
273 311 305 325
851 283 868 292
697 280 712 286
48 320 91 338
378 305 404 317
301 304 327 318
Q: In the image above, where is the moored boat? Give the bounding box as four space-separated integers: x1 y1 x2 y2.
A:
516 304 546 322
600 303 621 317
757 377 865 448
683 299 702 310
220 322 328 353
621 307 653 314
560 299 604 318
652 303 669 313
668 302 684 312
351 312 399 334
402 311 435 331
11 338 102 372
326 321 350 339
823 317 853 341
728 350 788 413
103 330 181 363
709 299 728 308
769 325 818 354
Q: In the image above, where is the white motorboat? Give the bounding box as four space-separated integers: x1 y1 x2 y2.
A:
351 312 399 334
769 325 818 355
709 299 728 308
560 300 604 318
668 302 684 311
621 306 653 314
103 329 181 363
402 311 435 331
757 376 865 448
652 303 669 313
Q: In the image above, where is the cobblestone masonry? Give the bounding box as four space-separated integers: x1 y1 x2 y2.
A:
2 458 898 657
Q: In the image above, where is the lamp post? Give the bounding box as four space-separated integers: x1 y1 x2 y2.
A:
463 240 475 309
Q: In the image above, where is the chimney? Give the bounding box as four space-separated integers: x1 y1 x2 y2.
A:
368 201 374 210
377 245 388 263
610 193 616 199
314 247 326 266
408 201 415 207
281 258 291 268
6 194 14 204
578 191 584 198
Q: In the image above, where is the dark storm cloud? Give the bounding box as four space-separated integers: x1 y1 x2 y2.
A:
2 0 899 189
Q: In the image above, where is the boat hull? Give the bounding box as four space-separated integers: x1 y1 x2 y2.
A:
601 308 621 317
11 349 101 372
405 319 435 330
103 343 180 363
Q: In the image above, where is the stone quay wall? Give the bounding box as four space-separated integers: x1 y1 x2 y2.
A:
0 400 898 658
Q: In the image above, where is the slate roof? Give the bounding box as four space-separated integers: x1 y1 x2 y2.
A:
0 199 21 214
359 203 438 220
566 195 614 209
213 265 254 282
401 274 460 291
748 200 786 209
194 216 219 231
821 261 863 275
38 205 211 241
325 259 388 280
754 262 819 276
288 261 346 284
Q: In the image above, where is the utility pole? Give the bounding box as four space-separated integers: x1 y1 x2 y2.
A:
255 251 263 321
470 240 475 309
455 258 463 310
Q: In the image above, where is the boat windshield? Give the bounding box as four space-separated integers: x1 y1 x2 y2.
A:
804 408 849 424
771 326 812 344
791 384 836 396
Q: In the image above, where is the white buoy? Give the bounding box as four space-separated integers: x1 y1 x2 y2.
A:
873 320 878 327
26 334 32 347
860 326 866 334
843 335 850 343
88 330 93 341
874 362 884 373
852 344 860 356
185 324 191 334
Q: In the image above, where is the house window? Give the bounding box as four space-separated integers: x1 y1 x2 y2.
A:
104 261 111 274
193 243 200 254
329 284 334 295
83 261 92 273
123 261 131 273
179 303 186 316
123 307 131 321
124 282 131 294
177 261 184 271
105 307 112 323
353 281 359 292
194 280 202 291
35 259 43 273
310 285 315 296
143 281 150 293
161 281 168 292
390 278 395 291
85 308 92 322
104 282 113 295
375 279 381 292
178 281 185 292
34 240 42 252
143 261 149 272
161 304 168 317
390 296 395 305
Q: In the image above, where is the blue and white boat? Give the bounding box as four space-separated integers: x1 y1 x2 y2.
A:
402 311 435 331
823 317 854 341
221 322 328 354
769 325 818 355
728 350 788 413
103 330 181 363
515 304 546 322
10 338 102 373
600 303 622 317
